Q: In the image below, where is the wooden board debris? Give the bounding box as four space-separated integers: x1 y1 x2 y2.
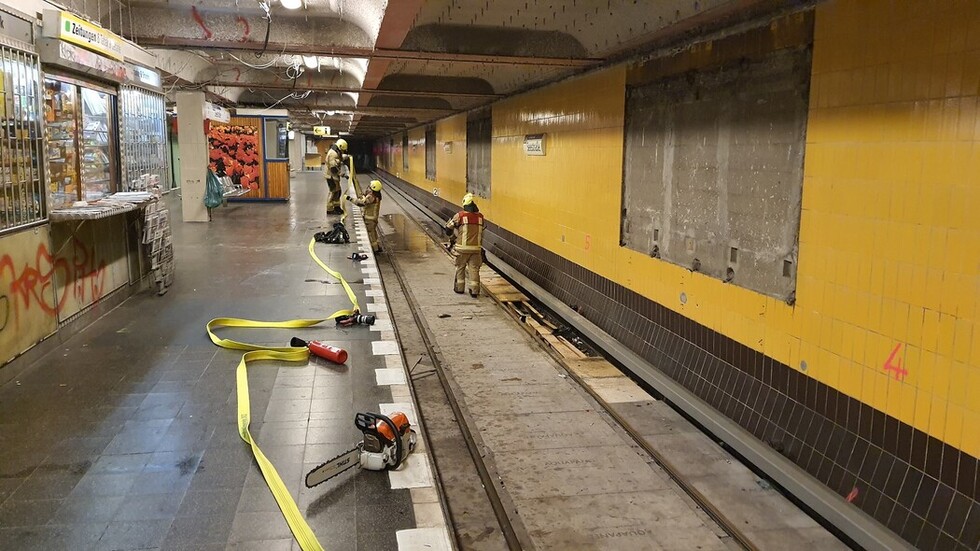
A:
482 274 596 361
564 358 623 379
483 277 528 303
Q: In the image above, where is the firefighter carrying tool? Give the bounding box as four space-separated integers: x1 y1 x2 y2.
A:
306 411 417 487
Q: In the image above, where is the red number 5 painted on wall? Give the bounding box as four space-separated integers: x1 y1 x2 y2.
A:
584 234 591 251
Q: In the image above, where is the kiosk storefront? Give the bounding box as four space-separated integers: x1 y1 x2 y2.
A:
37 10 171 321
38 9 125 209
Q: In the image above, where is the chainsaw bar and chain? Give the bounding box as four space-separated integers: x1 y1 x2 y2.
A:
305 412 416 488
305 444 363 488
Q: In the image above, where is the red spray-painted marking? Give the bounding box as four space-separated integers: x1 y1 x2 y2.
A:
236 16 250 42
0 240 106 327
191 6 213 40
1 244 69 318
883 343 907 381
846 487 859 503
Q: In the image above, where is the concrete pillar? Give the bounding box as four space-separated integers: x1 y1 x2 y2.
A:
176 91 209 222
288 130 302 173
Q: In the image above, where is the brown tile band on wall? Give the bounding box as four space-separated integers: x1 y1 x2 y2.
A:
378 169 980 551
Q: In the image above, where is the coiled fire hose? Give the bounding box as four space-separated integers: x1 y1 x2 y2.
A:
205 237 362 551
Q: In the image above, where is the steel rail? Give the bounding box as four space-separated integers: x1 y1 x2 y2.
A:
378 185 528 550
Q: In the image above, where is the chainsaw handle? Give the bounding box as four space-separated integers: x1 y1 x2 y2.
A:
354 412 406 470
374 413 405 470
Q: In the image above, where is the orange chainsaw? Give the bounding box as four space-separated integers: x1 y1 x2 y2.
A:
305 412 417 487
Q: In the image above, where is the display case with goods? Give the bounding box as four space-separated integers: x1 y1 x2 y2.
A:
42 76 117 209
42 79 77 210
0 44 46 232
80 87 112 200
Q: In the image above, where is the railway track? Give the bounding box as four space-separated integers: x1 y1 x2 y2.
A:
378 177 762 551
380 227 526 551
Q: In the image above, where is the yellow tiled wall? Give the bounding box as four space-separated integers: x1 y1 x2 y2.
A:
394 127 427 185
491 69 625 269
433 114 468 207
379 0 979 457
391 114 478 211
801 0 979 454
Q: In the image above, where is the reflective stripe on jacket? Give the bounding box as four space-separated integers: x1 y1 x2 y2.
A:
447 211 483 252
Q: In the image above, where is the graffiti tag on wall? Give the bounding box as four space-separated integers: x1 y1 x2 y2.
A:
0 227 57 364
0 243 65 319
0 238 107 331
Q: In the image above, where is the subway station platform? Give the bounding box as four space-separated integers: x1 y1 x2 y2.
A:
0 173 449 551
0 172 845 550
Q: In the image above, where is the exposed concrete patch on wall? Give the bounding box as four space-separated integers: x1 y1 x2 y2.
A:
622 45 811 300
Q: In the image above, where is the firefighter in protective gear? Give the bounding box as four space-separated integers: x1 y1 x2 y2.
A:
347 179 383 253
324 138 348 215
445 193 484 297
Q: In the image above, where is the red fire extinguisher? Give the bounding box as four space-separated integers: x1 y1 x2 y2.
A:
290 337 348 364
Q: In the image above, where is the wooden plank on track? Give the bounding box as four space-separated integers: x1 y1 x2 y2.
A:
484 285 527 303
482 274 529 304
524 316 546 333
485 284 519 293
528 322 579 359
557 336 588 359
525 303 558 330
564 358 622 378
484 271 589 361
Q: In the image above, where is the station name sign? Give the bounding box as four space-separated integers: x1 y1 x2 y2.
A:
523 134 546 156
43 10 124 61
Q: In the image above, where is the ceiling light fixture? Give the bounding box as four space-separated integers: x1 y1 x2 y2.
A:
280 0 302 9
302 55 318 69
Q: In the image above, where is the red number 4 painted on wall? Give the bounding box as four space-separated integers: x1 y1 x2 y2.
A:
883 343 907 381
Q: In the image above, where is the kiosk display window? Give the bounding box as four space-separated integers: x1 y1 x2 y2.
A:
43 77 117 208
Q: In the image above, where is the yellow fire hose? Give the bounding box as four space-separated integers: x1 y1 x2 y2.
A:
206 237 362 551
340 156 362 225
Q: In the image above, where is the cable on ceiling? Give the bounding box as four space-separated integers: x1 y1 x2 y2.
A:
256 1 272 58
